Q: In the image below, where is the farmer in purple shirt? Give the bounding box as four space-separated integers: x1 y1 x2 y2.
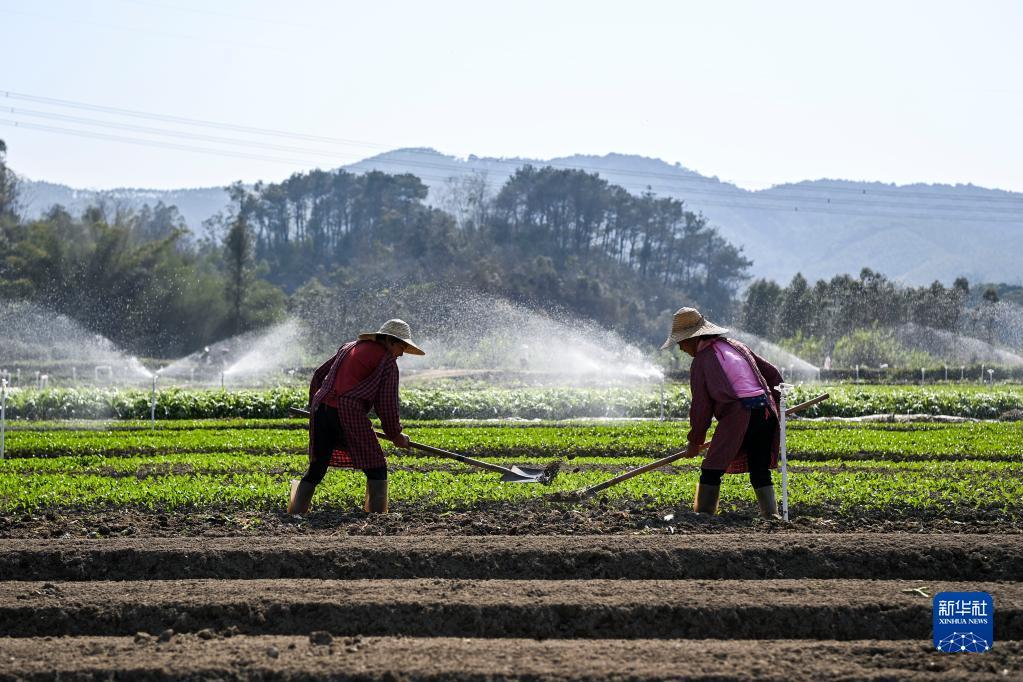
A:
661 307 784 518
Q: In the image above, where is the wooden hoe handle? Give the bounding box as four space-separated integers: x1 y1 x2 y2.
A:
573 393 830 499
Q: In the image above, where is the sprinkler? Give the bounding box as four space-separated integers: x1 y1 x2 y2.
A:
94 365 112 384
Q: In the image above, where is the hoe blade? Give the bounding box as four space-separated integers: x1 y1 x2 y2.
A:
501 466 545 483
500 462 562 485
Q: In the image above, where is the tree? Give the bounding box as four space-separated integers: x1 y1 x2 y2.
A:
982 286 1000 345
778 273 812 336
0 139 19 220
223 213 255 336
741 279 782 337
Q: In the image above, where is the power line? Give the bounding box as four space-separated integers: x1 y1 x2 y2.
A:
1 91 389 150
6 115 1022 225
0 119 317 167
4 89 1022 206
6 106 1021 216
6 106 368 160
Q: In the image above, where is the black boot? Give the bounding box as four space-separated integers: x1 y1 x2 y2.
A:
693 483 720 515
754 485 782 520
288 479 316 515
363 479 388 513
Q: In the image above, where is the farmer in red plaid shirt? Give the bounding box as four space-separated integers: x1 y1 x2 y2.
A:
288 319 425 514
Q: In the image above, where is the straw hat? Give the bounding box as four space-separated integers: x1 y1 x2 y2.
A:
659 307 728 350
358 319 426 355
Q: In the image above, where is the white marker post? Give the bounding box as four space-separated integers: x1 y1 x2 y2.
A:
776 382 794 522
659 379 665 421
150 374 157 431
1 378 7 460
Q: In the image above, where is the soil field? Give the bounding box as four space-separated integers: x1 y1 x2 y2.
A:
2 636 1020 681
1 534 1021 581
0 533 1019 680
1 500 1018 540
2 577 1021 640
2 416 1019 679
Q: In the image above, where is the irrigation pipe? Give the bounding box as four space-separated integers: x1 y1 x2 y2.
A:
567 393 830 501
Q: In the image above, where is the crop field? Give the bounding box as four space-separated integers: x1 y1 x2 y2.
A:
1 388 1020 679
5 381 1023 419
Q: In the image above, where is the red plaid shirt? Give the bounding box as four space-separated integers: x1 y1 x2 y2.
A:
309 340 403 469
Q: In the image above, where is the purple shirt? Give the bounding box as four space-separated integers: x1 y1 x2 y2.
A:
687 338 782 474
698 338 765 398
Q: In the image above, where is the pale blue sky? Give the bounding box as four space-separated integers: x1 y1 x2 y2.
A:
1 0 1020 191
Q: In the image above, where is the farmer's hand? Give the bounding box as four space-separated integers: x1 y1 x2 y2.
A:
685 442 704 459
393 433 411 449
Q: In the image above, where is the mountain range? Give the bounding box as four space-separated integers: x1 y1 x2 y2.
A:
17 149 1023 286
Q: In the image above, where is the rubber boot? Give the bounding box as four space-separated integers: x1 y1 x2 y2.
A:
364 479 388 513
693 483 720 515
754 485 782 520
287 479 316 515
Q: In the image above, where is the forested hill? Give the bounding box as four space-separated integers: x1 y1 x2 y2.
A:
17 148 1023 285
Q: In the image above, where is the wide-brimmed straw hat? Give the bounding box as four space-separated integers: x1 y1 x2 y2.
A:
659 307 728 350
358 319 426 355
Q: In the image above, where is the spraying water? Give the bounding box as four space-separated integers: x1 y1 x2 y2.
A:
729 331 820 381
895 323 1023 367
223 319 306 381
158 319 306 387
407 291 663 384
0 301 153 384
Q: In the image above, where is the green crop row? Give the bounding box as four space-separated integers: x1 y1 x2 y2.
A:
5 421 1021 461
2 383 1022 420
1 463 1019 519
2 451 1019 479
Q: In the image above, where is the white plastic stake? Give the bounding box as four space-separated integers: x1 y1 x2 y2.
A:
150 375 157 431
659 379 665 421
776 382 794 522
1 379 7 460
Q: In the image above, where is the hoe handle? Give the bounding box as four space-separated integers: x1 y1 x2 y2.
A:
373 431 523 477
289 406 522 477
575 393 829 499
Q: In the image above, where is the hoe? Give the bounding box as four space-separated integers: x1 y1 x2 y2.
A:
559 392 830 502
288 406 560 485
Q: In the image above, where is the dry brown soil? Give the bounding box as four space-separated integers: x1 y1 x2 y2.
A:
2 499 1018 540
1 525 1019 679
3 415 1019 679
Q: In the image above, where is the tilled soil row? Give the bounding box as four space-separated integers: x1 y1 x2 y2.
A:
0 635 1019 681
2 579 1020 640
4 503 1020 539
2 534 1020 581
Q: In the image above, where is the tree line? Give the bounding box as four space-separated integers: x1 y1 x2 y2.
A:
739 269 1009 367
1 141 750 357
